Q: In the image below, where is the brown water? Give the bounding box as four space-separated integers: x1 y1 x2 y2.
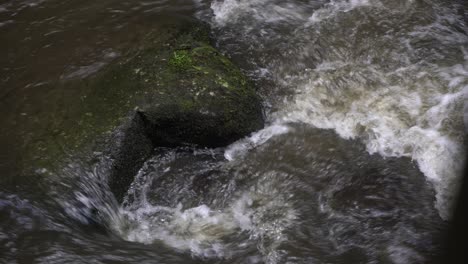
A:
1 0 467 263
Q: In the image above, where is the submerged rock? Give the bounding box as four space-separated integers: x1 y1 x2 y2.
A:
8 18 263 202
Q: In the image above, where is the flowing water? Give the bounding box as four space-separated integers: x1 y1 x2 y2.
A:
1 0 467 263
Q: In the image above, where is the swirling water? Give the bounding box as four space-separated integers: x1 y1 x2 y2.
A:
1 0 466 263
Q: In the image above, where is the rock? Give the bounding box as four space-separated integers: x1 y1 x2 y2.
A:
101 20 264 147
106 111 153 202
5 18 264 202
97 19 264 200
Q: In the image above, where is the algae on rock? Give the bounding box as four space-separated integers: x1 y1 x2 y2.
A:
7 19 263 201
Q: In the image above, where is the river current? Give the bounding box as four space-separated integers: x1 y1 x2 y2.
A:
1 0 467 263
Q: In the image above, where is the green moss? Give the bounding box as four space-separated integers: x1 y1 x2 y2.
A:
169 50 193 71
16 20 263 176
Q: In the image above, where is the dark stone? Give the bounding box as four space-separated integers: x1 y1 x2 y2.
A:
94 19 264 201
107 111 153 202
6 18 264 203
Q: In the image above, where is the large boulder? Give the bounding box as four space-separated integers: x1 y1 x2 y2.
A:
102 21 264 148
93 20 264 201
2 19 263 202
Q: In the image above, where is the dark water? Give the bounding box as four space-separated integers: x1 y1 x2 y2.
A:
1 0 467 263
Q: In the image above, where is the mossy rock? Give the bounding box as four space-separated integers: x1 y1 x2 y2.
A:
87 18 264 148
134 36 264 147
3 18 263 201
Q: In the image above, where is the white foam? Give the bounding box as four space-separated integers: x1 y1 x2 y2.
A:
209 0 467 220
112 153 298 262
119 203 242 258
210 0 378 28
211 0 310 27
274 60 466 219
308 0 374 24
224 124 290 161
115 189 296 260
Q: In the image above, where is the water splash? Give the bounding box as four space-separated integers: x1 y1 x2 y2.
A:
224 124 290 161
208 0 467 219
111 148 297 262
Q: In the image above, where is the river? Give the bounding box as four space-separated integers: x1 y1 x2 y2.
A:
1 0 467 263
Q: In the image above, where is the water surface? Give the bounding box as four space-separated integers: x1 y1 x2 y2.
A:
1 0 467 263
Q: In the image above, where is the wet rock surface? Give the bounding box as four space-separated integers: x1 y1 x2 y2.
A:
3 19 263 201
